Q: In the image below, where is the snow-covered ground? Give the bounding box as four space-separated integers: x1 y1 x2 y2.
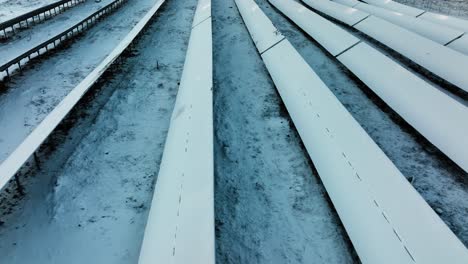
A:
0 0 115 65
0 0 58 23
0 0 156 164
0 0 197 262
395 0 468 18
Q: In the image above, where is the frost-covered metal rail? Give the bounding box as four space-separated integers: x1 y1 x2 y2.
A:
138 0 214 262
301 0 468 93
269 0 468 172
0 0 166 191
235 0 468 263
0 0 127 81
0 0 85 39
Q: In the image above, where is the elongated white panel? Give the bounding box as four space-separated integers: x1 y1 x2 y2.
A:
354 16 468 92
363 0 424 16
420 12 468 33
192 0 211 26
270 0 359 56
235 0 284 53
138 1 214 263
236 0 468 263
0 0 166 191
333 0 359 7
302 0 368 26
337 42 468 173
335 0 463 45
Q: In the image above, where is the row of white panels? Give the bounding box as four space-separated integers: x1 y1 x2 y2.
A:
333 0 468 57
363 0 468 33
302 0 468 93
282 0 468 178
138 0 215 263
0 0 167 191
235 0 468 263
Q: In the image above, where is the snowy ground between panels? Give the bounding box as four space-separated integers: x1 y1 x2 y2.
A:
0 0 466 263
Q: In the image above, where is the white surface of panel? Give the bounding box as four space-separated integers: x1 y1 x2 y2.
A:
354 15 468 92
276 0 468 174
448 34 468 55
303 0 468 92
138 0 214 263
420 12 468 32
235 0 284 53
337 42 468 173
363 0 425 16
333 0 359 7
335 0 464 45
270 0 360 56
302 0 368 26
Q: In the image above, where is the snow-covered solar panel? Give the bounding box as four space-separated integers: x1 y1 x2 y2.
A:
334 0 464 45
420 12 468 32
354 15 468 91
138 1 214 263
362 0 468 33
302 0 368 26
235 0 284 53
302 0 468 93
447 34 468 55
337 42 468 174
273 0 468 173
191 0 211 27
275 0 359 56
237 0 468 263
362 0 425 16
333 0 359 7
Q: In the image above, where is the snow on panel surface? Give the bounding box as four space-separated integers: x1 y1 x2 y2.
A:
235 0 468 263
354 15 468 92
448 34 468 56
343 1 464 45
191 0 211 27
333 0 359 7
235 0 284 53
0 0 166 191
363 0 424 16
364 0 468 33
420 12 468 32
337 42 468 173
269 0 359 56
138 1 214 263
302 0 369 26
